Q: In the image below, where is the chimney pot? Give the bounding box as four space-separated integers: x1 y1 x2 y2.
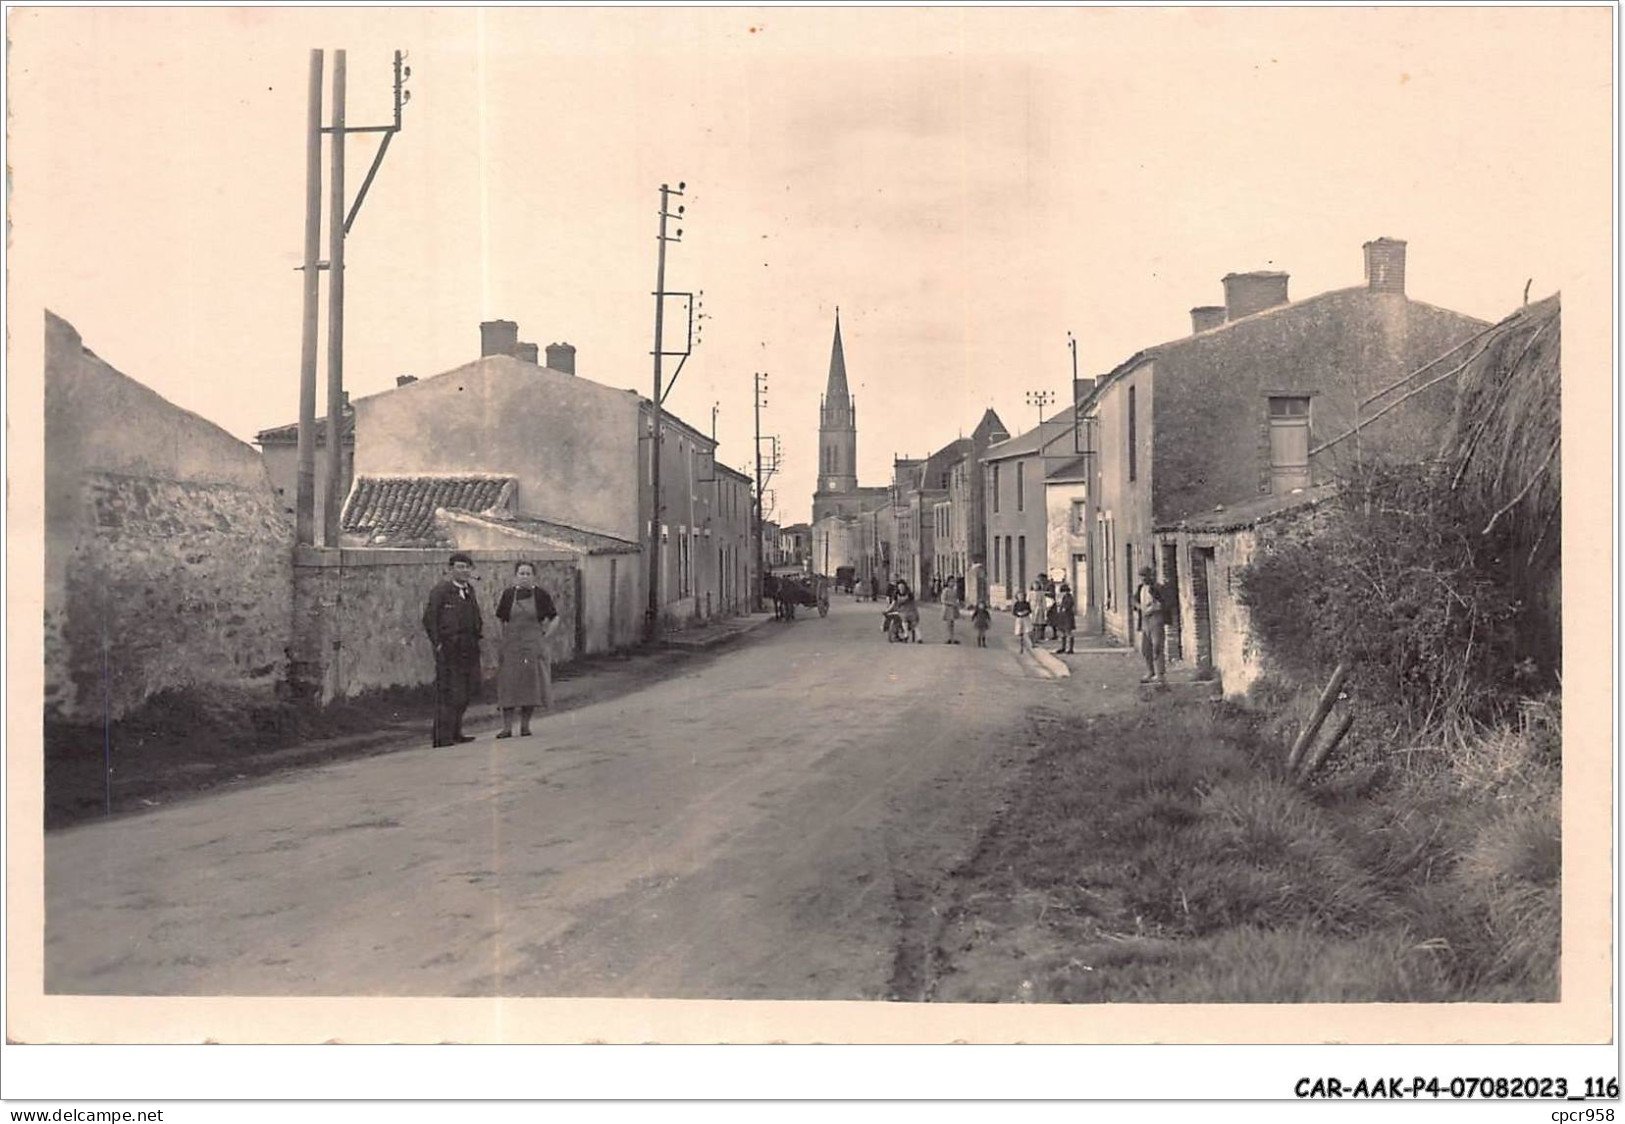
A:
396 375 418 387
1190 305 1228 334
1221 272 1290 321
546 342 577 376
1363 237 1407 295
515 341 540 364
480 319 520 358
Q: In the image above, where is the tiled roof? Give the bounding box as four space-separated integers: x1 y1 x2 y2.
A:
340 474 516 546
256 409 355 445
450 512 641 555
1155 484 1338 533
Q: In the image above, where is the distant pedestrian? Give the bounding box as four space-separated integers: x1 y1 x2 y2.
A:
1052 581 1076 654
956 575 966 604
931 575 942 602
494 561 559 739
423 552 483 747
1012 589 1033 654
971 601 992 647
869 575 880 603
897 578 921 643
1134 565 1169 684
1031 580 1050 643
940 577 962 644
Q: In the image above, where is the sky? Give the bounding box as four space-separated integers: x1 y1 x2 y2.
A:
10 6 1612 526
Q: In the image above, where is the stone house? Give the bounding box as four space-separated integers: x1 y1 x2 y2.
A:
1084 237 1489 670
265 319 751 637
983 413 1091 607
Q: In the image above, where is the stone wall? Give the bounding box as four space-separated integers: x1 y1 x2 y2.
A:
48 472 294 719
289 548 579 704
45 312 295 720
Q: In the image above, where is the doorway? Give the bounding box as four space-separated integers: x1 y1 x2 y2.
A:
1161 542 1182 662
1191 546 1215 678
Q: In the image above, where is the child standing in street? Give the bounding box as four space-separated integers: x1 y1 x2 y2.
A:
971 601 992 647
1012 590 1034 654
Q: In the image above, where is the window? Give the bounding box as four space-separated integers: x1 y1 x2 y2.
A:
992 533 1001 582
1071 500 1087 535
1018 535 1028 592
1269 396 1311 493
992 464 1001 513
1016 462 1026 512
1128 385 1138 483
1003 536 1013 598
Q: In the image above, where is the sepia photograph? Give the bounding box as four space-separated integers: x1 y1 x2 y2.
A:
4 2 1615 1080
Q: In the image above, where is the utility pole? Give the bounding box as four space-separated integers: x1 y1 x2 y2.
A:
1026 387 1056 426
295 49 324 547
646 182 686 642
294 48 410 547
322 49 347 547
751 372 781 611
752 371 767 612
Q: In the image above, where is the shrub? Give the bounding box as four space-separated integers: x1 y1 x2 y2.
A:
1238 464 1525 742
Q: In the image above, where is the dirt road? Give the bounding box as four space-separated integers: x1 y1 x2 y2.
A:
47 598 1111 999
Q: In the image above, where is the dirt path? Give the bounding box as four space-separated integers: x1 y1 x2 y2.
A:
46 598 1119 999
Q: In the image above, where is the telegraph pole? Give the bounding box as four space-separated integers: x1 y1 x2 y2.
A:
322 49 347 547
294 48 410 547
646 182 686 642
295 49 324 546
752 371 766 612
1026 387 1056 425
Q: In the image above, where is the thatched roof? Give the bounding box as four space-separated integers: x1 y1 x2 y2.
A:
1442 293 1560 573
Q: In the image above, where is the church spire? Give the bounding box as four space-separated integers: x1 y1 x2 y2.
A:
825 308 850 405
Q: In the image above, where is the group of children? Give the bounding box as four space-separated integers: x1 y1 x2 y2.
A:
877 566 1175 686
880 578 1077 653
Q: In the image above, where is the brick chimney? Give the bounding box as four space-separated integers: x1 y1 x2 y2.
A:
546 342 577 376
1190 305 1227 334
1222 272 1290 321
395 375 418 387
1363 237 1407 295
1073 377 1096 405
515 341 540 364
480 319 519 358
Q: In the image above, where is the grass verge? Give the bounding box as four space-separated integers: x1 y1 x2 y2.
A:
930 698 1560 1003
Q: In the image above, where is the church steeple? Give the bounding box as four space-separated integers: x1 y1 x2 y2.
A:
825 307 851 407
815 308 858 505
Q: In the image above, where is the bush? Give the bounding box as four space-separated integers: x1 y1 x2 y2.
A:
1238 464 1525 742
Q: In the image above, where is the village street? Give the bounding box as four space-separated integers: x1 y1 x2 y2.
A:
46 598 1139 999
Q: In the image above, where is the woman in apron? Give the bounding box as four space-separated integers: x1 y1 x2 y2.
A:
494 561 559 738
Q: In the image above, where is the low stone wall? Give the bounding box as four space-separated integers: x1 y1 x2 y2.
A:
290 547 578 704
47 471 295 719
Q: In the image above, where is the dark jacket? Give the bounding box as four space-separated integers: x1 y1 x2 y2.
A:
423 580 483 648
496 585 559 625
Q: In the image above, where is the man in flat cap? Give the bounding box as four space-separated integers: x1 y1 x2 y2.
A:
1133 564 1169 685
423 552 483 746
